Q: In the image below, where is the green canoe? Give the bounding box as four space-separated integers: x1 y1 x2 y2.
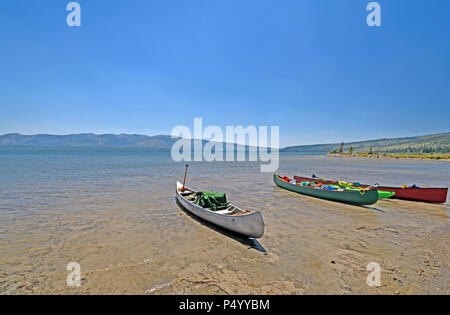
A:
274 175 379 205
377 191 395 198
328 185 395 199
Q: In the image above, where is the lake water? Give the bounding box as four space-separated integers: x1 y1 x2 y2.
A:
0 148 448 294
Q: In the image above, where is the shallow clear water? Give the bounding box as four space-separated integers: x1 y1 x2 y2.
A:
0 149 448 294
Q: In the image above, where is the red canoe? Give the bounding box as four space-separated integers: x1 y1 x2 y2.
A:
293 175 448 204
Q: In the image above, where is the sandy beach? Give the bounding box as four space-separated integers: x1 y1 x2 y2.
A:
0 152 449 295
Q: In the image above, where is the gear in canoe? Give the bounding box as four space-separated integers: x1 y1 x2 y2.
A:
296 175 449 203
194 191 230 211
274 175 379 205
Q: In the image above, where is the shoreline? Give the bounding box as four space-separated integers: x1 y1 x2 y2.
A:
327 153 450 162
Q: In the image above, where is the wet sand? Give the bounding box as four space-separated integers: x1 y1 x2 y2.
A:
0 153 448 295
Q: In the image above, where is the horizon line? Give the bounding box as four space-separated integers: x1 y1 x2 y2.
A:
0 131 449 148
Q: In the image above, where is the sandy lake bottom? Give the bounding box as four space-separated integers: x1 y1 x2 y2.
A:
0 151 448 294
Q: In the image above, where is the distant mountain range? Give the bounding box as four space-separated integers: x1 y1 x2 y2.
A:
282 132 450 154
0 132 449 153
0 133 253 151
0 133 180 150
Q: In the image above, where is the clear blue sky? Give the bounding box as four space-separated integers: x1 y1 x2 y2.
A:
0 0 449 147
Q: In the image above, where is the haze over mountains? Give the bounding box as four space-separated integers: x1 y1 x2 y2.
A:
0 132 449 153
0 133 251 151
0 133 179 150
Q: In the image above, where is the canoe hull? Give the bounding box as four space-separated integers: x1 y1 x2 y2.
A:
294 176 448 204
373 186 447 203
274 175 379 205
176 182 265 238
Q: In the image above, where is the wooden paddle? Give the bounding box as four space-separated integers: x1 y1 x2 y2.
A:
181 164 189 192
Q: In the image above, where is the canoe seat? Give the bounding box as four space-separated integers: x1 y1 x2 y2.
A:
214 209 233 214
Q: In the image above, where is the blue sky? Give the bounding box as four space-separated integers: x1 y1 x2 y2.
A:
0 0 449 147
